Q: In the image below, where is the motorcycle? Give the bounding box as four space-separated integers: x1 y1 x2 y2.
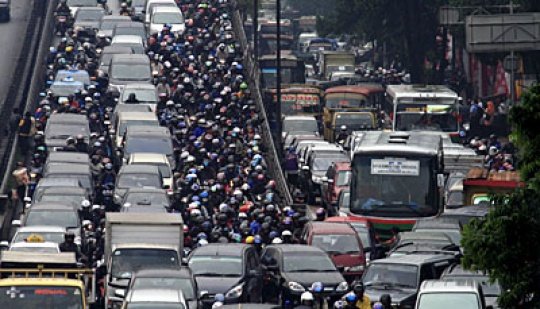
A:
54 13 69 36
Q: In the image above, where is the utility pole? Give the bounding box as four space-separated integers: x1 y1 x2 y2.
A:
253 0 258 61
509 0 516 105
276 0 282 146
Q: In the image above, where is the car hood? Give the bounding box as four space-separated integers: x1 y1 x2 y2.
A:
365 286 416 304
194 276 242 294
282 271 344 287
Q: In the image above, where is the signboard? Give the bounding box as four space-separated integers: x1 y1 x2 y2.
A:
273 94 320 105
371 159 420 176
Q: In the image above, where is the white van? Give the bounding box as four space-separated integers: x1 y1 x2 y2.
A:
149 6 185 35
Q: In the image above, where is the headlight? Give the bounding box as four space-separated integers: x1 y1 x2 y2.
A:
336 281 349 292
225 283 243 299
347 265 365 272
288 281 305 293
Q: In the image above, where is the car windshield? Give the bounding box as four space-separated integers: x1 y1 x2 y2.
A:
363 263 418 289
132 163 171 178
283 119 318 134
67 0 96 6
336 171 351 186
125 192 168 207
283 253 336 272
76 10 103 20
312 155 348 171
188 256 242 276
117 174 161 188
47 175 91 190
350 156 438 218
414 228 461 245
46 124 89 140
334 113 374 130
125 137 172 156
111 64 150 81
12 232 65 244
111 249 178 278
25 210 79 228
417 293 480 309
132 278 194 300
0 286 83 309
153 12 183 24
312 234 360 254
122 89 157 103
38 194 84 207
119 120 158 137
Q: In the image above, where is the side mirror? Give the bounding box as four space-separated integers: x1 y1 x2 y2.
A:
0 241 9 250
11 220 21 228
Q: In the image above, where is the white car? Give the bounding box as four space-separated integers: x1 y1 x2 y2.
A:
149 6 185 35
144 0 176 26
128 152 174 190
9 226 67 245
121 289 187 309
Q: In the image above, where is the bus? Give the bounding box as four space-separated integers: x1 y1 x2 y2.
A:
259 52 305 89
264 85 323 118
384 85 461 141
349 131 444 239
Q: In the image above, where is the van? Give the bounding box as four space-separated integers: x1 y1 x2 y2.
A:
108 54 151 95
416 280 493 309
144 0 177 26
302 221 366 280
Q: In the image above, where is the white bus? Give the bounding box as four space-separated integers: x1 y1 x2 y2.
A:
384 85 461 140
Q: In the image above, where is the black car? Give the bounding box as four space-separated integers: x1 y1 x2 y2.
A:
187 243 263 307
127 268 200 309
362 254 459 308
260 244 349 306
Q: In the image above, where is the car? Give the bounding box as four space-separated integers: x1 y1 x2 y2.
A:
260 244 348 306
112 22 147 43
44 113 90 150
335 187 350 215
412 217 463 246
97 15 132 38
148 6 185 35
0 0 10 22
282 115 319 141
10 226 67 245
73 7 105 33
33 186 89 210
9 242 60 254
321 161 351 213
98 46 134 74
324 215 382 261
31 178 83 202
16 202 81 241
110 34 146 54
128 153 173 190
441 264 501 308
301 222 366 280
395 231 457 250
121 188 171 213
362 254 460 308
43 163 93 194
127 0 147 22
119 83 158 110
415 279 493 309
108 54 151 94
114 164 164 204
45 151 89 167
67 0 98 16
121 288 188 309
300 150 349 204
126 268 200 309
114 111 159 148
111 104 153 130
122 127 173 165
188 243 263 306
55 69 91 86
144 0 177 26
49 79 85 98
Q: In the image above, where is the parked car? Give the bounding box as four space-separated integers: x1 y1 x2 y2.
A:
415 279 493 309
301 221 366 280
188 243 263 307
260 244 348 306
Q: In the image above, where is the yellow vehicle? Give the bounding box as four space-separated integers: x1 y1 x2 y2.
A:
0 251 95 309
323 111 377 142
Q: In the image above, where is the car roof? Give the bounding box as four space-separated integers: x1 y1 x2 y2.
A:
134 267 193 279
283 115 317 121
129 152 168 163
37 178 80 187
101 45 134 54
419 279 480 293
47 151 89 163
48 113 88 124
112 35 144 43
309 222 357 235
115 21 146 29
40 186 87 196
15 226 67 233
441 264 488 278
125 188 167 195
120 164 160 174
370 253 454 266
115 104 153 113
152 6 183 13
118 111 157 120
191 243 250 257
45 164 90 174
10 242 60 249
101 15 131 22
399 231 454 242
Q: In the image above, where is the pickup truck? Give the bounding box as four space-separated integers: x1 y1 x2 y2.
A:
104 213 184 308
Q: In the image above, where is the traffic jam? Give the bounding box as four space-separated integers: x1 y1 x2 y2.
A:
0 0 521 309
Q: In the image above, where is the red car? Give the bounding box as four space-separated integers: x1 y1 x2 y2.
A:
321 162 351 214
301 221 366 281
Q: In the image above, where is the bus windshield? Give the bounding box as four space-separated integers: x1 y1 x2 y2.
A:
395 99 458 132
0 286 84 309
350 155 438 217
325 93 370 109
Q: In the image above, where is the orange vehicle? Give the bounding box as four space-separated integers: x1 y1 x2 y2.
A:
264 85 323 117
463 167 524 206
323 85 384 141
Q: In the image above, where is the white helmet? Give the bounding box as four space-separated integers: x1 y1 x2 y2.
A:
301 291 314 302
272 237 283 244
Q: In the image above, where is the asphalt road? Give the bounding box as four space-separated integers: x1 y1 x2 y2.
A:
0 0 35 111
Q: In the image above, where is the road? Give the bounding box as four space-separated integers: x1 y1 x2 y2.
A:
0 0 35 111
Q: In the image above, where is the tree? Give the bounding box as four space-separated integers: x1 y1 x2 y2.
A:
461 84 540 308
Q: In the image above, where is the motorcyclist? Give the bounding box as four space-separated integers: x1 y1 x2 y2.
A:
55 0 70 15
336 125 348 145
119 2 133 16
59 231 86 262
75 134 89 153
342 282 371 309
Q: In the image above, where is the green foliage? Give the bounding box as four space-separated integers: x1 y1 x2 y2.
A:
461 189 540 308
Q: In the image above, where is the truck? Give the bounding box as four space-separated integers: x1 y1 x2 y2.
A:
462 167 524 206
318 51 355 81
104 213 183 308
0 251 95 308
